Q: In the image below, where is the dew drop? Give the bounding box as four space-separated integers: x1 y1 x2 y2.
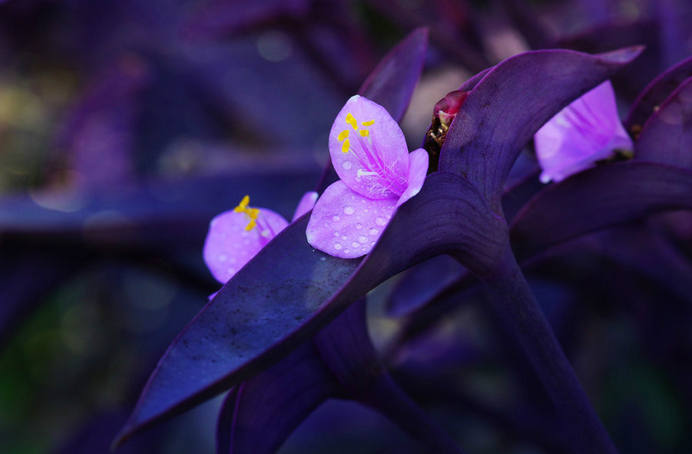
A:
343 206 355 215
358 236 368 243
334 243 342 250
333 231 340 237
342 161 352 170
333 215 340 222
351 242 360 248
375 217 386 226
356 223 363 229
219 254 228 262
344 249 351 254
369 228 379 235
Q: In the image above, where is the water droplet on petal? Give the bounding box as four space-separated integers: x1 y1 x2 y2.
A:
375 217 386 226
333 215 340 221
344 206 355 215
356 223 363 229
351 242 360 248
358 236 368 243
219 254 227 262
333 231 340 237
369 228 378 235
334 243 342 250
342 161 352 170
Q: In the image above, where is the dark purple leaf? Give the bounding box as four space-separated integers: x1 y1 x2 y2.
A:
510 162 692 260
557 20 661 98
114 171 505 446
625 55 692 133
216 343 338 454
635 77 692 169
358 28 429 123
583 226 692 304
0 171 319 250
439 46 642 208
386 256 465 317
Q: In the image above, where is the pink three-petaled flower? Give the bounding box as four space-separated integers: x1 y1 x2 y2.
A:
306 95 429 258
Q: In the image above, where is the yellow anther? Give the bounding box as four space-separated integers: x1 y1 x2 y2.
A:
341 139 350 153
359 129 369 137
234 195 250 212
361 120 375 126
345 112 358 130
337 129 350 141
234 195 260 231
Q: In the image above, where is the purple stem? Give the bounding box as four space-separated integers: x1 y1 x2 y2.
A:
479 244 618 454
358 372 466 454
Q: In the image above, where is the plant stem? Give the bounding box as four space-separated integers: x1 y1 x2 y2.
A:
359 372 466 454
481 245 618 454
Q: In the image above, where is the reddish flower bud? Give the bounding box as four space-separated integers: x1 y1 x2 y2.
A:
424 90 470 172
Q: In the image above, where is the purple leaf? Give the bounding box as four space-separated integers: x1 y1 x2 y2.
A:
114 171 505 446
625 55 692 133
439 46 642 208
216 343 338 454
557 20 662 97
358 28 429 124
0 171 319 250
510 162 692 259
386 255 465 317
634 77 692 169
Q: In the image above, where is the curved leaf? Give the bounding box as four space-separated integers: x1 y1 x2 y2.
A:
439 47 643 208
0 171 319 249
626 55 692 132
216 343 338 454
359 28 429 123
510 162 692 259
114 171 505 446
396 162 692 347
635 77 692 168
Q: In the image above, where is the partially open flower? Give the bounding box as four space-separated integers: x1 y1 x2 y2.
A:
204 192 317 283
306 95 428 258
534 80 633 183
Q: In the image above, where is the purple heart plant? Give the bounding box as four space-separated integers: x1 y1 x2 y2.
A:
112 27 692 454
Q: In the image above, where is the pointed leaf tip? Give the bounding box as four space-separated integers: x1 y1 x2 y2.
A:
358 28 429 122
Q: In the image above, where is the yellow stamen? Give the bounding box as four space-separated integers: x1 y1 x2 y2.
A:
341 139 350 153
361 120 374 126
234 194 250 212
359 129 369 137
233 195 260 231
345 112 358 130
337 129 350 141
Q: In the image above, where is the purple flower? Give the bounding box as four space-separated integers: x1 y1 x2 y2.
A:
534 81 633 183
204 192 318 283
306 95 428 258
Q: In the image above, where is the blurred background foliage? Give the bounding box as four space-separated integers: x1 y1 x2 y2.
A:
0 0 691 453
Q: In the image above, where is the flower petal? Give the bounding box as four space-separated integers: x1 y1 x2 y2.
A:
306 181 396 258
397 148 429 206
329 95 409 199
534 81 633 183
203 208 288 283
291 191 318 221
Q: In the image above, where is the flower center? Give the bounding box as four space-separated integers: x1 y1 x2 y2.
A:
234 195 274 239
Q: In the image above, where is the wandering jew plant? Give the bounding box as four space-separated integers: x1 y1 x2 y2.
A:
111 28 692 454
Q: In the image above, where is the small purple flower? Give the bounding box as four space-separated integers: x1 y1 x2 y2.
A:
534 80 633 183
204 192 318 283
306 95 428 258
